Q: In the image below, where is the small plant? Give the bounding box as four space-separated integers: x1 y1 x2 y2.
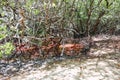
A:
0 26 7 40
0 42 14 58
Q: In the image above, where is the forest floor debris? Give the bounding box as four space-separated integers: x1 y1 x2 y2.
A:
0 35 120 80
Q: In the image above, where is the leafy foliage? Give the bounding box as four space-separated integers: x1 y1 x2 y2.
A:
0 26 7 40
0 42 14 58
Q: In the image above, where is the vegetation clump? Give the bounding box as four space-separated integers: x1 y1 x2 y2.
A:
0 0 119 60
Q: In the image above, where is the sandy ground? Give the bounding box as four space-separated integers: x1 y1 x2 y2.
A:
8 56 120 80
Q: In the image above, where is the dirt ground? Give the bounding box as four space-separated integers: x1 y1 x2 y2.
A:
6 54 120 80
